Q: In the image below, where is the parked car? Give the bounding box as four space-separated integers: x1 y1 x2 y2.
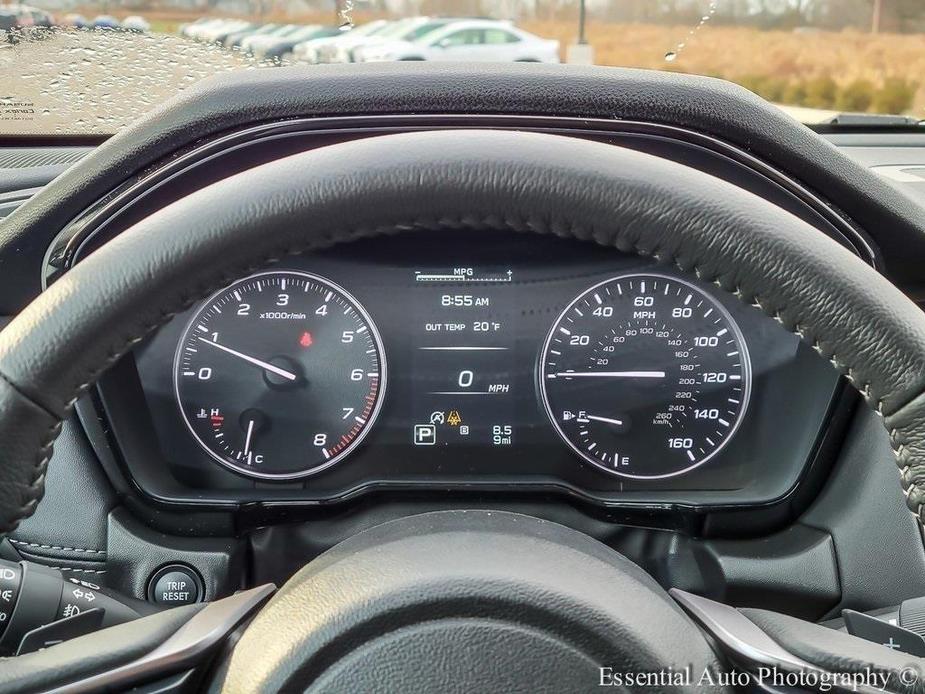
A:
259 25 341 62
25 6 53 29
92 15 121 30
355 19 560 63
198 19 252 44
334 17 461 64
240 24 300 55
224 23 279 50
122 16 150 33
62 13 89 29
179 17 216 39
0 7 18 40
186 19 234 42
210 21 258 45
291 19 389 64
1 4 55 36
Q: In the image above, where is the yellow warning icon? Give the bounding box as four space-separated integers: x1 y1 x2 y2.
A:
447 410 462 426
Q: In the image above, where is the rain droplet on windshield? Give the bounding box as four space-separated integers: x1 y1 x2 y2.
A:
3 27 265 135
664 1 717 63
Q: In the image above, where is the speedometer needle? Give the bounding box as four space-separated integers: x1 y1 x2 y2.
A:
197 338 298 381
552 370 666 379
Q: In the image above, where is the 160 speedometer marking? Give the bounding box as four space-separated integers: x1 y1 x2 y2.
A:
538 273 751 479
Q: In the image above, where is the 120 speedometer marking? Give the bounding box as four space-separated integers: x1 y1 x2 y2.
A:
174 271 386 480
538 273 750 479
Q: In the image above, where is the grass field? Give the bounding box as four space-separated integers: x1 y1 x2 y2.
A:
520 20 925 115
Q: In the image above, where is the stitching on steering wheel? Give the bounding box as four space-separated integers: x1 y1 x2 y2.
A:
8 216 918 532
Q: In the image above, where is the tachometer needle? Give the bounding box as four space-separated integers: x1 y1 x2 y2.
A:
552 370 666 379
580 414 624 426
243 418 256 456
197 338 297 381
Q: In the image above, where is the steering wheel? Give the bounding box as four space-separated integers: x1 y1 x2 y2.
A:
1 129 924 691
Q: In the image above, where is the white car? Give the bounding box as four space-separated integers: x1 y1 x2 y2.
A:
249 25 330 61
185 19 231 41
179 17 216 39
318 18 423 64
356 20 560 63
122 15 150 33
291 20 389 65
240 24 298 54
198 19 252 44
332 17 458 64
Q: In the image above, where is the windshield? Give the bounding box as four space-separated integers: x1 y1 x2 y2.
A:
2 2 923 135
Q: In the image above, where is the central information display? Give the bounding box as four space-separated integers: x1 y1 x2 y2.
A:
410 266 517 449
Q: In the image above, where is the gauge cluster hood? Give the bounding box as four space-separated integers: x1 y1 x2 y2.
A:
5 62 925 315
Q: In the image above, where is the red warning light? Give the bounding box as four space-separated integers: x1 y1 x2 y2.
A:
299 331 313 348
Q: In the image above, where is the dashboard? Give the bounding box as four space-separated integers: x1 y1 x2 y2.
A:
4 64 925 620
94 230 841 510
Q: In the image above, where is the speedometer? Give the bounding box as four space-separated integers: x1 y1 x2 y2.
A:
174 270 385 480
538 273 750 479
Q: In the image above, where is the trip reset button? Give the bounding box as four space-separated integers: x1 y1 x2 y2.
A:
147 565 204 606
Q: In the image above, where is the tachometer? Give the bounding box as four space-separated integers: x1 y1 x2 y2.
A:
174 271 385 479
538 273 750 479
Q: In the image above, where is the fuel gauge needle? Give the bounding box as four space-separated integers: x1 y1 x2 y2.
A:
198 337 297 381
576 414 624 426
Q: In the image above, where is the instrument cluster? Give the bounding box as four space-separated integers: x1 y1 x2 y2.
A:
104 230 842 510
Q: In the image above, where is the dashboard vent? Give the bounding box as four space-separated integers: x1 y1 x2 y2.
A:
0 147 92 170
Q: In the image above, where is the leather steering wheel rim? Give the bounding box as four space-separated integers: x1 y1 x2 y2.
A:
0 127 923 535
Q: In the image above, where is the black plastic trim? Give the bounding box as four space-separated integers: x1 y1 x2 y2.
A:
42 115 878 287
